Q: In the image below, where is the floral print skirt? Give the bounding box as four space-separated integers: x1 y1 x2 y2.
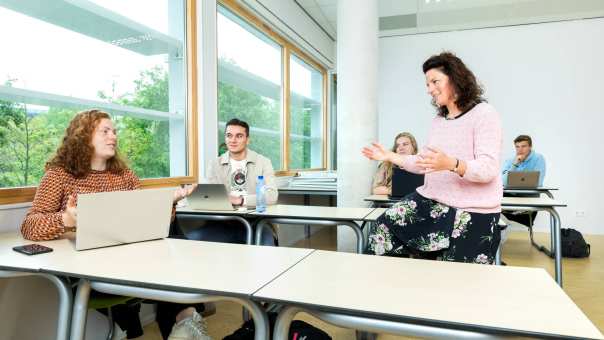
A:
367 191 501 264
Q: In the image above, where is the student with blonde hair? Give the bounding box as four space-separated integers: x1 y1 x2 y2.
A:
372 132 418 195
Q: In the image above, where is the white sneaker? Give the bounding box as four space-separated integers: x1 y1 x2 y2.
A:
167 310 212 340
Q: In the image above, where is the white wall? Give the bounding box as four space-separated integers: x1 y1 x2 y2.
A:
378 17 604 235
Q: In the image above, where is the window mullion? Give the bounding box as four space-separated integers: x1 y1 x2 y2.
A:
282 47 291 171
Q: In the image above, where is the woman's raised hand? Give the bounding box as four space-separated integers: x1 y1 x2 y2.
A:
362 142 391 162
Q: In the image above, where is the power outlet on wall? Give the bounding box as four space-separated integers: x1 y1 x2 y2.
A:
575 211 586 218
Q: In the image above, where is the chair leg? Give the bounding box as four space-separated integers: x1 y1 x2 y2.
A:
106 307 115 340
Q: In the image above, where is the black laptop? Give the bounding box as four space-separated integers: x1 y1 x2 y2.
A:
389 167 424 200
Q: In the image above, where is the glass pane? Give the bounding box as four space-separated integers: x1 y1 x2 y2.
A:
216 5 283 168
0 1 188 188
289 54 324 169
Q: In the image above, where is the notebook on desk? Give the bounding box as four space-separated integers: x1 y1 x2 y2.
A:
388 167 424 200
187 184 237 211
506 171 540 189
75 188 174 251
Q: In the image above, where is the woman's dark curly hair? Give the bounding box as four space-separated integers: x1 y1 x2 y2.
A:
422 51 485 117
46 109 128 178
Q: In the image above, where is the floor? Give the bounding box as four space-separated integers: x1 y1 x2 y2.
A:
137 229 604 339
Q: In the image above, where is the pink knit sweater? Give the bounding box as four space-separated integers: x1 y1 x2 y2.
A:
402 102 503 213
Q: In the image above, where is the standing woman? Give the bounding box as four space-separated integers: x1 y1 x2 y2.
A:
20 109 209 340
372 132 418 195
362 52 503 264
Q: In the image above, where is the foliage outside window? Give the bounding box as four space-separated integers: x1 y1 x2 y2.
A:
217 2 327 171
0 1 194 194
217 5 282 167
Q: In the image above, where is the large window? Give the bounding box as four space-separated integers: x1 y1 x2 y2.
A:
217 1 327 171
0 1 197 202
289 54 324 169
217 5 282 168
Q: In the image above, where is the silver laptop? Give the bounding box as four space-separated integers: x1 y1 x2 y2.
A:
506 171 540 188
187 184 236 211
75 188 174 250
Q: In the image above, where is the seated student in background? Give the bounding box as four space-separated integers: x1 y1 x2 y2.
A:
501 134 545 186
372 132 418 195
186 118 276 245
207 118 278 207
501 134 546 227
19 109 207 340
362 51 502 264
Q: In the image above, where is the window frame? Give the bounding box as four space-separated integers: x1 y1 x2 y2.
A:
0 0 199 205
218 0 329 174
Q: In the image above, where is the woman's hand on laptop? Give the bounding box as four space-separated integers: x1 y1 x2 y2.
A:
173 184 198 203
62 195 77 230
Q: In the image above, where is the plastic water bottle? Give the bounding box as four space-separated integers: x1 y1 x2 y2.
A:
256 175 267 213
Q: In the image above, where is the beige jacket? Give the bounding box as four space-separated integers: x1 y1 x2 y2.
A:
206 149 278 207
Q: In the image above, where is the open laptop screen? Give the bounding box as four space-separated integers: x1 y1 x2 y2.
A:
76 188 174 250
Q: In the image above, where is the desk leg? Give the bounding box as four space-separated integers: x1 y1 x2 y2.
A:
545 208 563 287
275 306 500 339
0 271 72 340
304 194 311 240
544 191 556 254
176 214 253 245
70 279 91 340
550 214 556 255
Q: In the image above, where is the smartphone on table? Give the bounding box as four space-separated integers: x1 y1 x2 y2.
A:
12 244 54 255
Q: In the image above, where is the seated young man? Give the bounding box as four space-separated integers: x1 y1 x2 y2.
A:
501 134 546 226
176 118 278 245
208 118 278 208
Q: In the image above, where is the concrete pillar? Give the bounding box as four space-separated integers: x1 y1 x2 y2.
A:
337 0 379 251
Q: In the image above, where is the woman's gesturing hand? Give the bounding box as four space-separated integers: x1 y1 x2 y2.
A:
362 142 392 162
415 146 457 173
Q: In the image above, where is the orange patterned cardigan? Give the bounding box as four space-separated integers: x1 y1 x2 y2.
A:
21 167 141 241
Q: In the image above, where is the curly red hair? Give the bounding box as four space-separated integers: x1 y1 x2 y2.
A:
46 109 128 178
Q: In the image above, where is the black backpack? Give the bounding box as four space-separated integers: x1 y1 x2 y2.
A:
561 228 590 258
223 311 332 340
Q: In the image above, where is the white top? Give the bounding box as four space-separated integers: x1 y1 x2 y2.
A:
229 158 248 196
254 250 603 339
176 206 251 215
364 194 394 203
366 195 567 208
250 204 375 221
363 208 387 222
0 232 65 272
501 196 566 207
0 232 313 296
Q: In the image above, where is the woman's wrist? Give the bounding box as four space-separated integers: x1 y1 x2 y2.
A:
448 157 459 171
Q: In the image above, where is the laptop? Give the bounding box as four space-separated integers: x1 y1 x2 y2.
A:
389 167 424 200
506 171 540 189
75 188 174 250
187 184 236 211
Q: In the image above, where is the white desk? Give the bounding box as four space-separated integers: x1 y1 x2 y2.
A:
255 250 603 340
1 233 314 340
249 205 377 253
278 187 337 197
503 186 558 198
48 239 314 340
365 195 567 287
0 233 74 340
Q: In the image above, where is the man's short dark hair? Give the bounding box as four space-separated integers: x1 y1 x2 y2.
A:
514 135 532 146
225 118 250 136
